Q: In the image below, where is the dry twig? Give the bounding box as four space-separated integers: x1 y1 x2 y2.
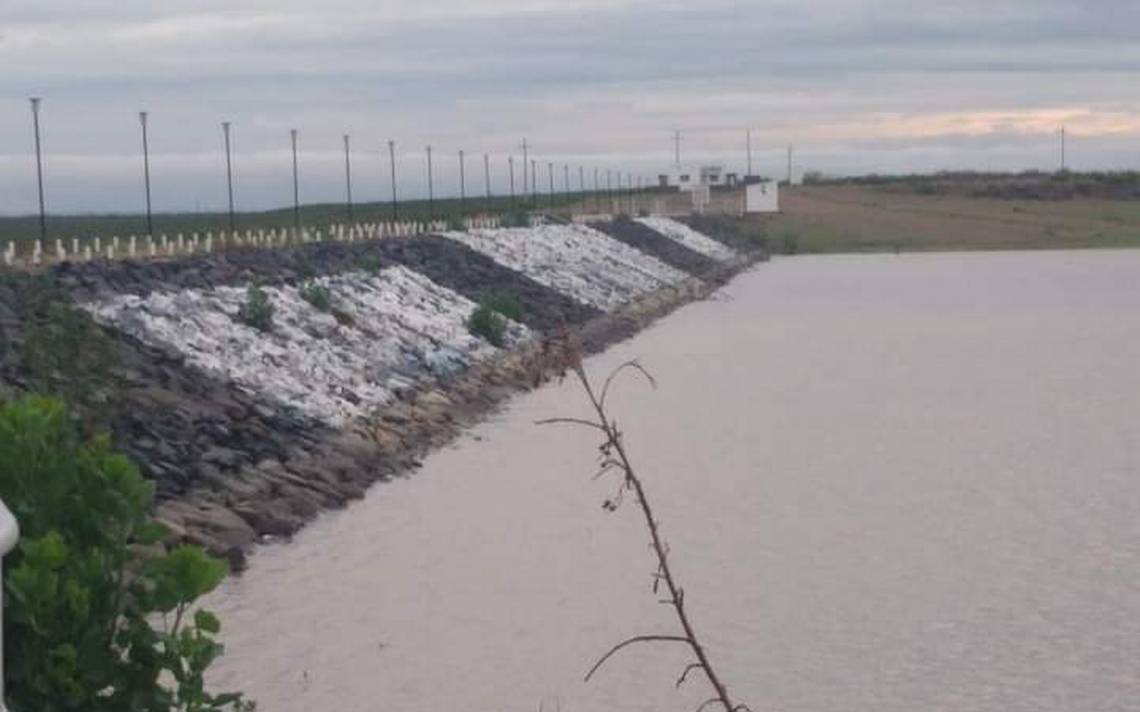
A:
538 343 747 712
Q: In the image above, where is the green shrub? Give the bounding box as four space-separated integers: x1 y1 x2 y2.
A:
466 304 508 347
445 215 467 231
236 284 274 332
354 254 383 274
478 292 524 322
466 293 525 347
299 280 333 312
0 395 254 711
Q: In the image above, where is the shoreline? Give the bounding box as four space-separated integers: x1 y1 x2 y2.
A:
153 249 768 569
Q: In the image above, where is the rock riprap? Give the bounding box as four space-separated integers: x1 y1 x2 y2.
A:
85 265 526 426
635 216 738 261
442 224 687 310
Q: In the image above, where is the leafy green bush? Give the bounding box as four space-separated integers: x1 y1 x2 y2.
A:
0 395 253 711
478 292 524 322
466 304 508 347
466 293 524 347
236 284 274 332
299 280 333 312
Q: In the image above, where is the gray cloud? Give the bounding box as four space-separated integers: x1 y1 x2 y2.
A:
0 0 1137 214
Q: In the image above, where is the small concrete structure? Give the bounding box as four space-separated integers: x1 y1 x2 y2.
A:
745 180 780 213
658 164 726 190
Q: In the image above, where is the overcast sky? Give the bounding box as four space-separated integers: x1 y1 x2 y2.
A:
1 0 1138 215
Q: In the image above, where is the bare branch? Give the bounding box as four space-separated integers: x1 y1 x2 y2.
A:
695 698 723 712
599 360 656 412
583 635 689 682
676 662 704 688
534 417 606 432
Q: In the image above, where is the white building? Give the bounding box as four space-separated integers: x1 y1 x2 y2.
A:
658 164 726 190
745 180 780 213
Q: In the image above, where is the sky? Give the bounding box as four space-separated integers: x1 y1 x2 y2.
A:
1 0 1138 215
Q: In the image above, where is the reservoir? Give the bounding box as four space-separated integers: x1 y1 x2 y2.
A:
206 249 1140 711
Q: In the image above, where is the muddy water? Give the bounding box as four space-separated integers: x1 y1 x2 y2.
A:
206 250 1140 711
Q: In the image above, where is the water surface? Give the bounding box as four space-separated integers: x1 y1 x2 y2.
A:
208 250 1140 711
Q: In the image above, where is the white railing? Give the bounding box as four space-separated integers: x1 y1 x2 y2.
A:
0 499 18 712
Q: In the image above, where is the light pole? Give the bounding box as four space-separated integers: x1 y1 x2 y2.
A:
508 155 516 207
530 158 537 203
139 111 153 236
30 97 46 242
548 162 554 208
222 121 236 233
388 140 398 220
426 145 434 219
343 134 354 223
290 129 300 233
483 152 491 211
521 138 529 206
459 149 466 215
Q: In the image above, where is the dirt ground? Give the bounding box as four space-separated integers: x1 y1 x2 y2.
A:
761 185 1140 253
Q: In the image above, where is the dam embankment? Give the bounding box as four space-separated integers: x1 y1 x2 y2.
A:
0 215 765 567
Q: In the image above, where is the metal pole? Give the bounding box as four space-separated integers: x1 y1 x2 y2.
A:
388 140 398 220
579 165 585 194
508 156 516 207
290 129 300 233
483 153 491 211
530 159 537 203
30 97 46 242
521 138 528 206
459 149 466 215
426 145 434 219
139 111 153 236
548 162 554 208
223 122 236 233
563 163 569 197
746 128 752 178
606 169 613 212
343 134 354 223
593 167 600 213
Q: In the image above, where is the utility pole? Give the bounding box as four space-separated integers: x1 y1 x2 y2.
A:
521 138 529 205
579 165 585 194
1060 126 1067 172
30 97 46 242
223 121 235 233
746 128 753 179
508 155 516 206
426 145 434 219
563 164 569 197
459 149 466 215
290 129 300 233
606 169 613 212
548 162 554 208
530 159 537 203
593 167 600 213
483 152 491 211
343 134 354 223
388 140 398 220
139 111 153 236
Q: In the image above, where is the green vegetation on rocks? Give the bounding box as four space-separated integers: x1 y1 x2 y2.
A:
299 280 333 312
236 284 274 332
0 394 253 711
466 292 523 347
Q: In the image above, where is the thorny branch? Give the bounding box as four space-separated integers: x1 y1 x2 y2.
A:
538 341 747 712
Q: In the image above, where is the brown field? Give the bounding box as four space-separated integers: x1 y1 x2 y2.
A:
758 185 1140 253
